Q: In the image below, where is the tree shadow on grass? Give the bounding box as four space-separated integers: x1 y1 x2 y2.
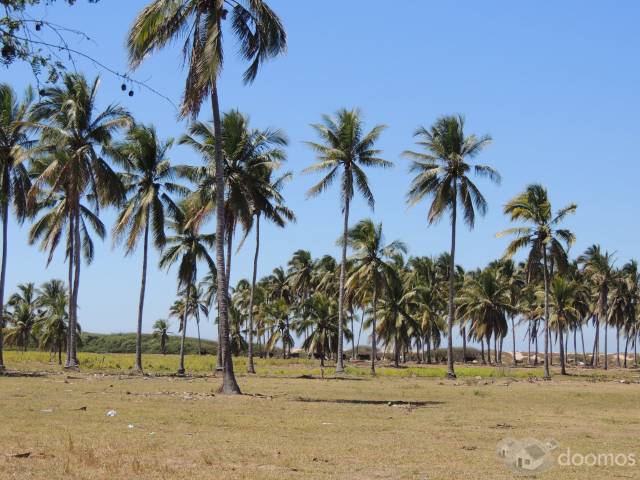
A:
0 370 47 378
292 397 443 407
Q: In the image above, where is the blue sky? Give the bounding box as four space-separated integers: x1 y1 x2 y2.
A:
4 1 639 350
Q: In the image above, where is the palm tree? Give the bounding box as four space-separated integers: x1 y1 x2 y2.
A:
129 0 286 395
496 260 524 366
305 108 392 373
405 115 499 378
0 84 33 369
578 245 617 369
546 276 583 375
498 184 576 378
109 124 185 373
35 279 70 364
30 72 130 369
159 203 215 375
297 294 338 368
457 268 512 365
152 319 170 355
345 219 406 374
5 283 40 351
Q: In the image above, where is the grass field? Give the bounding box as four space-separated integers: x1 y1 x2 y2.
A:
1 354 639 479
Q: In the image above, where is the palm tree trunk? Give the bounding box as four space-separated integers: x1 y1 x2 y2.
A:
134 212 150 373
336 194 350 374
603 321 608 370
511 318 517 366
591 318 600 367
446 185 457 378
65 213 75 368
542 248 551 379
623 336 628 368
247 214 260 374
616 325 621 368
494 333 498 364
573 328 577 365
534 324 539 365
426 336 432 364
356 309 363 358
549 330 553 366
580 325 586 364
196 320 202 354
486 335 491 364
370 289 377 376
351 312 355 361
0 197 8 370
559 326 567 375
211 80 240 394
527 321 532 366
461 326 467 364
68 206 81 368
177 287 189 376
480 338 486 364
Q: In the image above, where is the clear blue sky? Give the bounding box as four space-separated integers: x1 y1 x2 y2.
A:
5 1 640 350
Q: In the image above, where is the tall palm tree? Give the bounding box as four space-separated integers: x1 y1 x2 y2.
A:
179 112 291 373
345 218 406 374
405 115 499 378
153 319 170 355
0 84 33 369
109 124 185 373
577 245 617 369
30 73 130 369
159 203 215 375
498 184 576 378
305 108 391 373
129 0 286 395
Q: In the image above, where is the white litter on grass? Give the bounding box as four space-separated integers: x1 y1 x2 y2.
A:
149 432 155 436
128 424 134 429
40 408 54 413
106 410 117 417
321 422 332 425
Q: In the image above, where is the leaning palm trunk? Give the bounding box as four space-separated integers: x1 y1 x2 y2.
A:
134 213 150 373
0 196 8 370
336 195 349 374
446 185 457 378
542 249 551 379
246 214 260 374
177 288 189 376
211 82 240 394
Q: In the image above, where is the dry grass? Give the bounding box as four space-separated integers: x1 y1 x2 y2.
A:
0 356 639 479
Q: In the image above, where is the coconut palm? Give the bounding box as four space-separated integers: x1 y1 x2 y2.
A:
345 219 406 374
29 73 130 368
405 115 499 378
129 0 286 395
546 276 584 375
5 283 40 351
109 123 185 372
35 279 70 364
457 268 512 365
305 108 391 373
159 203 215 375
577 245 617 369
152 319 170 355
498 184 576 378
297 294 338 367
0 83 34 368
